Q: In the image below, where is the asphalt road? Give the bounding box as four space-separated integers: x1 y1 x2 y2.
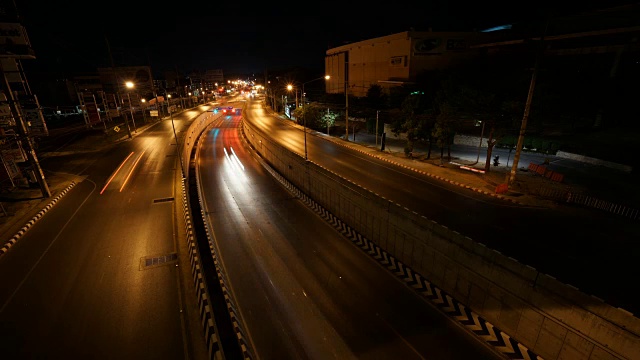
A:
195 108 501 359
0 111 209 359
243 97 640 316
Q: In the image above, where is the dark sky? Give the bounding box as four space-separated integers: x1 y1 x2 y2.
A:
13 0 636 79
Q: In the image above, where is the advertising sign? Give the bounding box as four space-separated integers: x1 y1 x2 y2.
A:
0 103 14 128
413 38 443 55
0 23 35 59
1 154 20 179
104 93 119 118
1 146 27 163
23 108 48 136
80 92 101 126
18 94 48 136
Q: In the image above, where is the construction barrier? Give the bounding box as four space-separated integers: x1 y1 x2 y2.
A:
529 163 563 183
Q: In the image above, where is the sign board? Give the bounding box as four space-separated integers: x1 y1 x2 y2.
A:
150 110 158 117
79 92 101 126
1 147 27 163
0 23 35 59
104 93 119 118
0 103 14 127
1 154 20 179
413 38 443 55
147 96 165 105
24 108 48 136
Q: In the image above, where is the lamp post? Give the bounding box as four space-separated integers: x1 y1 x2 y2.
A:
299 75 330 161
376 110 379 147
167 93 185 178
141 99 148 123
125 81 137 134
118 82 133 139
345 81 349 141
286 84 298 115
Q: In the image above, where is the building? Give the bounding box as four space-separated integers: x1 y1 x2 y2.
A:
325 30 490 97
204 69 224 88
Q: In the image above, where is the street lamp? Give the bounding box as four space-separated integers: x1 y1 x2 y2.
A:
286 84 298 113
125 81 138 133
300 75 330 161
118 81 134 138
328 77 351 141
167 94 185 179
345 81 349 141
140 98 149 123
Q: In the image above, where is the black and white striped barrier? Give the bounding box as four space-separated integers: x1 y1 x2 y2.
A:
0 181 76 257
181 179 223 359
257 156 542 360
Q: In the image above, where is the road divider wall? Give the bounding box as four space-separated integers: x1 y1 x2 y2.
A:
181 111 223 180
179 109 243 359
242 120 639 360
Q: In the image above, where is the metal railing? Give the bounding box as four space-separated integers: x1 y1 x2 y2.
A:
531 184 639 220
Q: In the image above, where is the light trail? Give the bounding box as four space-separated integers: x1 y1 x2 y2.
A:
100 152 134 194
120 150 146 192
229 147 244 171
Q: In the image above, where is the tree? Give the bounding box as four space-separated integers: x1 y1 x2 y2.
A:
399 92 431 157
293 102 331 131
432 102 455 164
321 109 338 135
365 84 388 109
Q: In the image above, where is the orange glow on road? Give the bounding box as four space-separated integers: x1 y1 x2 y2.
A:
100 152 135 194
120 150 146 192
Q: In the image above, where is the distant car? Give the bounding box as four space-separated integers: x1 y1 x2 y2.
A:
213 106 234 114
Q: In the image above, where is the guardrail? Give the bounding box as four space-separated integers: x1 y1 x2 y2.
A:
530 184 640 221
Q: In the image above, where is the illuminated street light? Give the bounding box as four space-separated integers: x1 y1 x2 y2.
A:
167 94 185 178
287 75 330 161
300 75 330 161
140 99 147 123
120 81 134 138
286 84 299 110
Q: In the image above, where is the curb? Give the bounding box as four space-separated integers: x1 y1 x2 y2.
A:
324 135 525 205
0 181 77 257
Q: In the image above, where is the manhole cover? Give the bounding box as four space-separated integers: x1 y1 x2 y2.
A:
153 197 175 204
140 253 178 270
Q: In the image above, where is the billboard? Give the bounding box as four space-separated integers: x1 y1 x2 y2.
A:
102 92 119 118
79 92 101 126
0 23 35 59
18 94 48 136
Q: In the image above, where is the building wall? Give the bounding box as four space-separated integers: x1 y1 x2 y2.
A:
204 69 224 86
326 31 486 97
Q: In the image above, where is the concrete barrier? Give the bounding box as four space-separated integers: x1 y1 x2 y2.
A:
243 120 640 360
556 151 633 173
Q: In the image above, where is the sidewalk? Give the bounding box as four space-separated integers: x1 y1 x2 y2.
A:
330 127 638 211
321 129 568 208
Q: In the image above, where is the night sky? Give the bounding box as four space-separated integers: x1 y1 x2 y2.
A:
13 0 635 79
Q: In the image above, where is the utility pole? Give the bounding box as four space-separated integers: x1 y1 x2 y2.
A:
126 92 137 133
375 110 379 146
345 82 349 141
506 18 549 186
105 34 132 139
475 120 485 164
